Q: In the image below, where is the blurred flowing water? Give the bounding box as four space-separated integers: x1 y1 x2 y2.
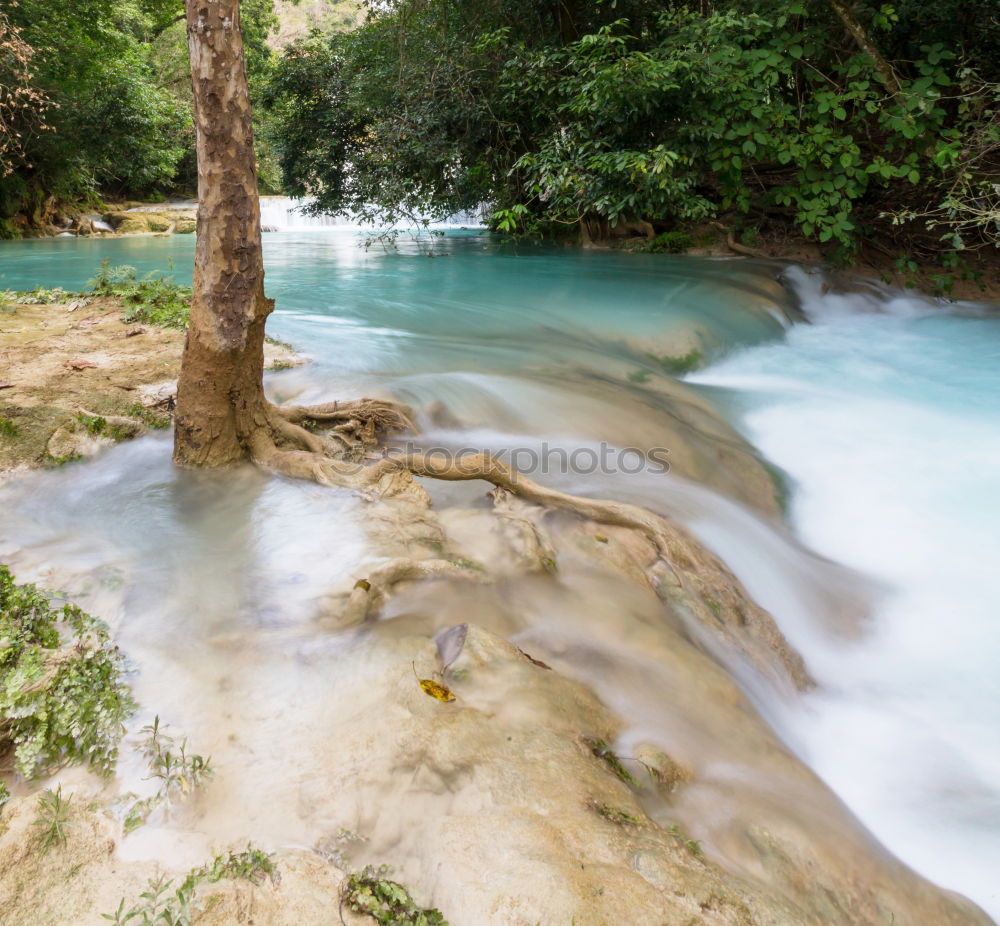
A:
0 230 998 918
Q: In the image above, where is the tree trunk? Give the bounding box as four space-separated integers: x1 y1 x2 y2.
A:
173 0 273 467
825 0 903 100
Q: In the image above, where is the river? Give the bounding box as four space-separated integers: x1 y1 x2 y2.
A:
0 227 997 920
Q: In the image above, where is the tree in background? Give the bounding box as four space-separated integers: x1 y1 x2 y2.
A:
265 0 999 264
0 8 50 180
0 0 294 236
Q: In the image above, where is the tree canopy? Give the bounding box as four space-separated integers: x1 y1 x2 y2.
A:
264 0 1000 259
0 0 288 236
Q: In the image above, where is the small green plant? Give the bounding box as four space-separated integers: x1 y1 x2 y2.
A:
124 404 172 430
268 359 294 372
627 369 652 384
593 802 642 826
583 736 635 785
43 452 83 468
103 844 277 925
0 417 19 437
667 823 705 861
88 261 191 329
102 873 198 926
644 231 693 254
647 349 704 376
122 716 213 832
0 565 135 778
192 845 278 886
77 413 107 436
33 785 72 853
0 781 10 813
342 865 447 926
14 286 75 305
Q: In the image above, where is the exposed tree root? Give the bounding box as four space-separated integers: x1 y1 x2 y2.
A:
255 400 689 572
275 398 416 435
242 393 810 689
343 558 491 623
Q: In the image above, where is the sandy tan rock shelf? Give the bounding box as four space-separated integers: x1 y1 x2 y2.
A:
0 298 298 476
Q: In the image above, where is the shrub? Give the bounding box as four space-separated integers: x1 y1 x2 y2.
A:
88 261 191 329
644 231 694 254
0 564 135 778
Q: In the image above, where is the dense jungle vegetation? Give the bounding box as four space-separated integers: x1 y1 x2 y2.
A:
0 0 354 236
1 0 998 264
265 0 1000 263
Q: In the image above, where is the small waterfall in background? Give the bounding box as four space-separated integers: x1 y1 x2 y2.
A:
257 196 486 231
124 196 485 231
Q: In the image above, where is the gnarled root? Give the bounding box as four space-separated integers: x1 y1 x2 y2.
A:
242 395 810 688
275 397 415 436
342 558 491 624
402 452 684 573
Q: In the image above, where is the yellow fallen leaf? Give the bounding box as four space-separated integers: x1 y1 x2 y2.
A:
419 678 456 703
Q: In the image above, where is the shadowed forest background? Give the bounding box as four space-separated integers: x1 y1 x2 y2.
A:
1 0 997 280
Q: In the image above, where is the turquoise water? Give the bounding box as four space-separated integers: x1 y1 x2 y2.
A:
2 231 999 918
690 267 1000 917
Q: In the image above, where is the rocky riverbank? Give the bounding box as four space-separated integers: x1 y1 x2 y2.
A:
0 293 298 477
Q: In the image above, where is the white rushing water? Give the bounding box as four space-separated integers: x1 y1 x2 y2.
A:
690 266 1000 918
1 230 998 918
257 195 485 231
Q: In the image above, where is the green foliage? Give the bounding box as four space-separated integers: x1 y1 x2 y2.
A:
124 404 172 430
88 262 191 329
648 350 704 376
122 716 213 833
0 0 190 218
645 232 693 254
267 0 999 258
666 822 706 861
0 781 9 813
32 785 73 853
0 564 135 778
583 736 635 785
0 418 19 438
343 865 447 926
191 845 278 886
102 873 199 926
77 414 108 437
0 0 289 228
103 844 277 925
8 287 76 305
593 803 642 826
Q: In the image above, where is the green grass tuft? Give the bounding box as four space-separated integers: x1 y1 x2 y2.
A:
88 260 191 329
33 785 73 854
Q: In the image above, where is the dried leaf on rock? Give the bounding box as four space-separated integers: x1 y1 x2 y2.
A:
63 358 97 371
419 679 456 702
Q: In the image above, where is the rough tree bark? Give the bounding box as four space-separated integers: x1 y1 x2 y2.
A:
174 0 408 467
174 0 272 466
